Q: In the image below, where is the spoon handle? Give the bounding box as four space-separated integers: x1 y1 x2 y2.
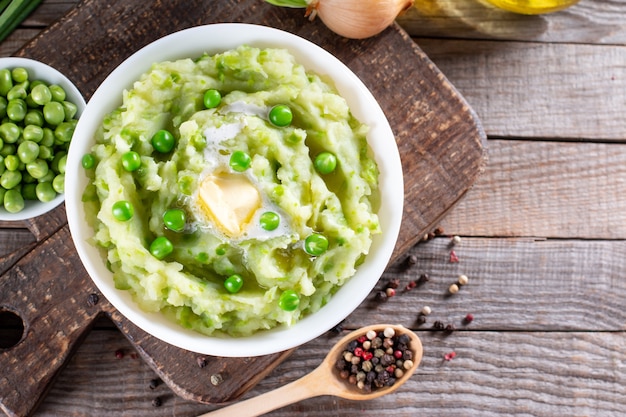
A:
198 367 332 417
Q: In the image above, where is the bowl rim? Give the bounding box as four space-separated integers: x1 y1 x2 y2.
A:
0 57 86 221
66 23 404 357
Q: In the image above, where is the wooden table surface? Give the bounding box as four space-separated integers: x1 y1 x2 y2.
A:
2 0 626 415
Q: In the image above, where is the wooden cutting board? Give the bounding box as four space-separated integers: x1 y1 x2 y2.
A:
0 1 487 416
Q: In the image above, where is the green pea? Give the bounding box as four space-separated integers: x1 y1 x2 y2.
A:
278 290 300 311
0 156 4 175
304 233 329 256
149 236 173 260
24 109 44 127
17 140 39 163
62 101 78 121
3 189 24 213
203 89 221 109
30 84 52 106
259 211 280 231
11 68 28 83
54 121 75 143
6 99 27 122
112 200 134 221
35 182 56 202
0 69 13 96
0 122 20 143
121 151 141 171
224 274 244 293
38 169 54 183
52 174 64 194
55 154 67 174
151 129 175 153
40 128 55 147
48 84 66 102
4 154 19 171
43 101 65 126
22 183 37 200
0 170 21 189
314 152 337 175
21 171 34 183
268 104 293 127
23 125 44 143
163 208 186 232
7 82 27 100
82 153 95 169
229 150 251 172
26 159 49 179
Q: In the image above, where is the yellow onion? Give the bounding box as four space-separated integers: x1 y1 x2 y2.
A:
266 0 414 39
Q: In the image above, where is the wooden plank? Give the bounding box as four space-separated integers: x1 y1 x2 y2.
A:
438 139 626 239
417 39 626 140
34 328 626 416
344 236 626 332
398 0 626 44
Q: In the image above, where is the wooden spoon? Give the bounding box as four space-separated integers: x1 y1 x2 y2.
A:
199 324 423 417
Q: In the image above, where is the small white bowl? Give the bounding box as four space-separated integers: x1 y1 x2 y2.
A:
66 23 403 357
0 57 86 221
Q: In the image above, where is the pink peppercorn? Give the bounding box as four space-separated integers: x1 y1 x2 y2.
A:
363 352 374 361
357 335 367 343
354 347 364 357
394 350 403 359
444 352 457 361
464 313 474 324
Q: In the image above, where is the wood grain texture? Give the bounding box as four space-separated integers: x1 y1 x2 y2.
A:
438 139 626 238
0 0 485 415
398 0 626 44
33 327 626 416
416 39 626 140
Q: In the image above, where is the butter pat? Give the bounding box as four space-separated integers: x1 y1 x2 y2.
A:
197 174 261 237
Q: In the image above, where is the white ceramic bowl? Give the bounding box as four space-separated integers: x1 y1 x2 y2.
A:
66 23 403 357
0 57 85 221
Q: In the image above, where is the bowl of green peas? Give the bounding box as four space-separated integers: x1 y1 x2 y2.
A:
0 57 85 221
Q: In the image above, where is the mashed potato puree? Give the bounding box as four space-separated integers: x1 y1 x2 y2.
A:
83 45 380 336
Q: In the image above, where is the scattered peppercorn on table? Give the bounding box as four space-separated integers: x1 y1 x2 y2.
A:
2 0 626 416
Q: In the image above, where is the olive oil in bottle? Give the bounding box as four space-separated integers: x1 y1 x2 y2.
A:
482 0 579 14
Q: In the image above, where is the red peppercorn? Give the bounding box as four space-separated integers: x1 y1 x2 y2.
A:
394 350 403 359
444 352 457 361
386 365 395 373
362 352 373 361
449 250 459 263
464 313 474 324
354 347 364 357
115 349 124 359
357 335 367 343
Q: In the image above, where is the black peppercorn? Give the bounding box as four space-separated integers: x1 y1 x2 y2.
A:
149 378 161 390
197 357 208 368
374 290 388 302
151 397 162 407
433 321 445 330
87 293 99 307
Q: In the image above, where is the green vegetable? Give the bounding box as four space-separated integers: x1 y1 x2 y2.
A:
3 188 23 213
0 0 43 43
304 233 329 256
203 89 221 109
314 151 337 174
268 104 293 127
224 274 244 293
259 211 280 231
229 150 251 172
151 129 175 153
121 151 141 171
163 208 186 232
81 153 95 169
112 200 134 221
278 290 300 311
149 236 174 259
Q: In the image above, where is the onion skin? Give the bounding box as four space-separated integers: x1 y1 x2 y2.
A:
307 0 414 39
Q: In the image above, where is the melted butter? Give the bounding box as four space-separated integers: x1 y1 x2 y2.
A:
197 174 261 237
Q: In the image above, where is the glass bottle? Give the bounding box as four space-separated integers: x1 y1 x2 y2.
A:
481 0 579 14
